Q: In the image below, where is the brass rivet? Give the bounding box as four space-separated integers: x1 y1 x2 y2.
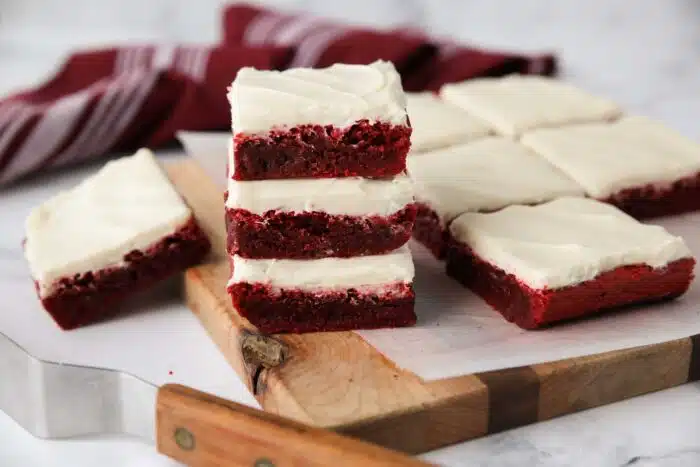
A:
174 427 195 451
254 458 275 467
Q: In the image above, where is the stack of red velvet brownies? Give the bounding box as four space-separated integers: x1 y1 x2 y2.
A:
224 60 418 333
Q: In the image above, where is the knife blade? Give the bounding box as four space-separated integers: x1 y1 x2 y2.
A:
0 331 432 466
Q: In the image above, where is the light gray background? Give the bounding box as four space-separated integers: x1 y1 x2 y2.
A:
1 1 700 466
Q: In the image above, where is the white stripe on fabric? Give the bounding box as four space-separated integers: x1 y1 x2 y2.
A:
173 47 193 77
170 47 183 74
126 47 141 70
528 58 548 74
190 47 211 82
0 103 22 134
70 73 143 162
91 71 157 157
115 47 135 74
0 107 35 164
134 47 151 69
244 13 287 46
290 26 348 68
152 45 176 70
49 76 129 167
181 47 198 78
2 88 95 181
120 46 148 72
114 48 127 74
438 44 461 59
272 16 325 45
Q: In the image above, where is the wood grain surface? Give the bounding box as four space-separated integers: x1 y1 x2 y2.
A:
156 384 431 467
169 159 700 455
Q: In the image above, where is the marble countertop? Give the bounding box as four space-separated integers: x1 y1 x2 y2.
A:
2 0 700 465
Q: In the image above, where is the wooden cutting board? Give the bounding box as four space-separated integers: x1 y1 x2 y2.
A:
168 159 700 455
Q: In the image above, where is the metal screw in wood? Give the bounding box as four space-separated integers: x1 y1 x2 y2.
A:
174 427 196 451
254 458 276 467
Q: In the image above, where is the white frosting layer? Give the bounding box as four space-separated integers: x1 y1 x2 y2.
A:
229 60 408 135
225 141 414 215
24 149 192 297
406 92 493 153
450 197 692 290
226 176 414 216
228 245 415 291
521 116 700 198
439 75 622 137
407 137 584 224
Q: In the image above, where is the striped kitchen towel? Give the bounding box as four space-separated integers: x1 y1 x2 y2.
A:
0 3 555 186
223 4 556 91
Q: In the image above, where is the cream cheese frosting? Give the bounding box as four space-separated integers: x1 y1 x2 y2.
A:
439 75 622 137
407 137 584 224
228 245 415 291
229 60 408 135
226 175 415 216
225 139 414 215
24 149 192 297
521 116 700 199
449 197 692 290
406 92 493 153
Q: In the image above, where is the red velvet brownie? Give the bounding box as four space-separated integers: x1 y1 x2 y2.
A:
521 116 700 219
227 246 416 333
225 142 416 258
405 92 493 154
446 197 695 329
407 137 584 259
228 60 411 180
225 204 416 259
24 149 211 330
440 75 622 137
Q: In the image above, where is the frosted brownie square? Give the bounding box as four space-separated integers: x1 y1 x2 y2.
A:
228 60 411 180
406 92 493 154
24 149 211 330
522 116 700 219
446 197 695 329
224 141 416 259
407 137 584 258
227 245 416 333
440 75 622 137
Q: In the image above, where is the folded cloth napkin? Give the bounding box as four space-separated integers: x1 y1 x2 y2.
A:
0 45 292 186
223 4 556 91
0 4 555 187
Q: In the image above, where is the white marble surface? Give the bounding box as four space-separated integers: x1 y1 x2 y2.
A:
2 0 700 466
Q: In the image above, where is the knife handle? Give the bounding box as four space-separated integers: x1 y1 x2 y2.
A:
156 384 433 467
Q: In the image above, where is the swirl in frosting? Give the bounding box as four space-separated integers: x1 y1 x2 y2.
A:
228 60 408 134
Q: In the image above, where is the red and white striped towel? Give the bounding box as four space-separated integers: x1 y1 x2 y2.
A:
223 4 556 91
0 4 555 187
0 45 292 186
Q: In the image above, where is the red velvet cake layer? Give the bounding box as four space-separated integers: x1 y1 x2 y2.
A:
231 120 412 180
228 282 416 333
38 217 211 330
226 205 416 259
446 241 695 330
412 203 447 259
603 172 700 220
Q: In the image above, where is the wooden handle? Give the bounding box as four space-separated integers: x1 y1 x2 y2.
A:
156 384 432 467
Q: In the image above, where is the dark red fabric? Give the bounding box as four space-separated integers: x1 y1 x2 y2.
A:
223 4 556 91
0 44 292 185
0 4 556 186
423 41 557 90
223 4 437 91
